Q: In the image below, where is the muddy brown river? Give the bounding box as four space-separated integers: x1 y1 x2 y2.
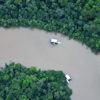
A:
0 28 100 100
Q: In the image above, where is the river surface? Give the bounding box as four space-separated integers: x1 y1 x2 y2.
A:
0 28 100 100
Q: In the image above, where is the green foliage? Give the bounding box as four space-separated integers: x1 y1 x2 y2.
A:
0 97 3 100
0 63 72 100
29 66 37 72
0 0 100 53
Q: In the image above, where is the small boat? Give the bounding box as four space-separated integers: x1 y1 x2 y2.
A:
50 39 61 45
65 74 72 84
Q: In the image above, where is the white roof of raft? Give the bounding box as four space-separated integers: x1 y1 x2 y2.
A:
50 39 58 42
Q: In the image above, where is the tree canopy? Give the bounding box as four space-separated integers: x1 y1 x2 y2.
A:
0 0 100 53
0 62 72 100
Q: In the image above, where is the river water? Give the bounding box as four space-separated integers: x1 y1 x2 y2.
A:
0 28 100 100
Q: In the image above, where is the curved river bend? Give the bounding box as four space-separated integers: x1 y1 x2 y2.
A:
0 28 100 100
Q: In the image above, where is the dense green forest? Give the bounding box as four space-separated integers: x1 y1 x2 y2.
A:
0 63 72 100
0 0 100 53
